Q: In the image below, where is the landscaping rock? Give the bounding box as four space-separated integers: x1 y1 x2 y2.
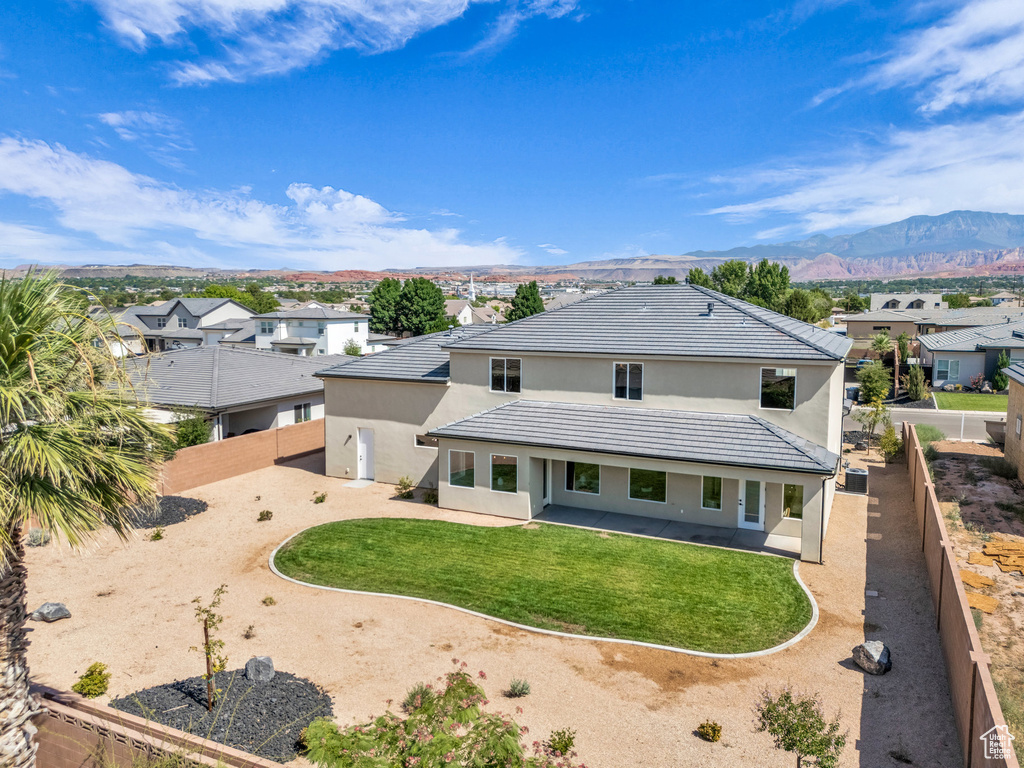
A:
852 640 892 675
30 602 70 622
245 656 275 683
129 496 208 530
981 383 993 394
943 384 956 392
854 441 869 451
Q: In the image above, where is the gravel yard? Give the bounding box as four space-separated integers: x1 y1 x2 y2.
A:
24 451 964 768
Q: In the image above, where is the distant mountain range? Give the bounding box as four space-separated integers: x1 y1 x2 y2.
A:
10 210 1024 282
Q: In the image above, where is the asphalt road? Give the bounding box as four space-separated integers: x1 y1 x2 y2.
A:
844 407 1000 442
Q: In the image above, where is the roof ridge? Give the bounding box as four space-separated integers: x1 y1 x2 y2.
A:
210 345 221 410
750 415 833 471
689 284 844 360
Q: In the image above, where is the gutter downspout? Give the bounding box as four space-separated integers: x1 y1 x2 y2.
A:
819 468 834 566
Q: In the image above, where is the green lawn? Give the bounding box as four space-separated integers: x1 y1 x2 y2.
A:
274 519 812 654
933 392 1009 412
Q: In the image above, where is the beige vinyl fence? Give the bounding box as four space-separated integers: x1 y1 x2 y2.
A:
903 422 1020 768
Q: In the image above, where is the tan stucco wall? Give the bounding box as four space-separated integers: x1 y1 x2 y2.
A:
435 437 825 560
1006 380 1024 478
846 319 919 340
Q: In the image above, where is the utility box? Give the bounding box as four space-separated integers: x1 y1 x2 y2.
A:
846 467 869 494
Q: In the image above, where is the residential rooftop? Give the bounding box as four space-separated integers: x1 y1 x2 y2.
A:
852 307 1024 327
1006 361 1024 387
254 306 365 321
443 284 853 361
428 400 839 475
919 319 1024 352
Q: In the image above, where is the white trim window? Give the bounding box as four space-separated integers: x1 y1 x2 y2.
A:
490 454 518 493
490 358 522 393
293 402 312 423
449 450 475 488
760 368 796 410
614 362 643 401
783 484 804 519
259 321 275 334
317 322 326 336
628 468 666 503
565 461 600 494
935 359 960 382
701 476 722 510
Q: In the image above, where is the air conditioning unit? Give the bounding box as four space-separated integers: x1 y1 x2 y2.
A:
846 467 869 494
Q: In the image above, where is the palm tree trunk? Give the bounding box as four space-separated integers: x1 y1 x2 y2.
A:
0 526 42 768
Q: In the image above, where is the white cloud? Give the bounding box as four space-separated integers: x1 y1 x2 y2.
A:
816 0 1024 113
708 111 1024 236
87 0 578 84
0 137 521 269
537 242 568 255
464 0 579 56
97 110 194 168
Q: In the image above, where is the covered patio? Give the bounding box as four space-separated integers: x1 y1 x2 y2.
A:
536 504 802 558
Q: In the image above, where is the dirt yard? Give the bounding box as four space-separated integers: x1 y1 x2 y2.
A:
929 439 1024 761
24 452 963 767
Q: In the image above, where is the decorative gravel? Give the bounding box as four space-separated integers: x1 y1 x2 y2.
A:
889 395 937 410
130 496 208 529
110 669 332 762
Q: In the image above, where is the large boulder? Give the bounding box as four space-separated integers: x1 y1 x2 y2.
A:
854 441 868 451
245 656 275 684
30 602 71 622
852 641 892 675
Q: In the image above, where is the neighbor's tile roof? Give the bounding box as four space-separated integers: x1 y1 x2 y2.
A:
219 319 256 344
1006 362 1024 387
919 319 1024 352
428 400 839 475
443 285 852 361
122 346 350 410
316 326 495 383
254 306 365 320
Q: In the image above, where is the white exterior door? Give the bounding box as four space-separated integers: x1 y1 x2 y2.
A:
542 459 551 506
738 479 765 531
357 428 375 480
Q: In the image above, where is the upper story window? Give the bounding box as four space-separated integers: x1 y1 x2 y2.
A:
317 322 326 336
760 368 796 410
177 317 188 328
354 321 361 331
490 358 521 393
259 321 275 334
613 362 643 401
156 317 168 328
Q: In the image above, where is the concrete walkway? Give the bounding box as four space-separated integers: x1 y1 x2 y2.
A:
535 504 802 558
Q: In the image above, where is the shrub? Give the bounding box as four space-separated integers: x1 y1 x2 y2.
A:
262 595 276 606
993 350 1011 392
26 528 51 547
243 624 255 640
72 663 111 698
343 339 362 356
915 424 946 449
903 364 928 401
879 425 903 463
150 527 164 542
546 728 576 756
969 372 985 391
697 720 722 743
857 361 891 403
396 475 415 499
175 415 211 449
422 489 439 505
755 688 847 768
401 682 436 713
257 509 273 522
313 492 327 504
980 456 1018 480
507 678 531 698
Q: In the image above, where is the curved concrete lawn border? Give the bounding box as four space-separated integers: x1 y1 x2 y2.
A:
268 523 819 660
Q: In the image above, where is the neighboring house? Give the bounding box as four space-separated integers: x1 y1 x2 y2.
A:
317 285 852 562
253 306 373 356
544 292 591 312
1004 363 1024 478
990 291 1022 306
846 307 1024 340
108 298 256 355
445 299 506 326
919 320 1024 388
869 293 946 311
123 346 349 440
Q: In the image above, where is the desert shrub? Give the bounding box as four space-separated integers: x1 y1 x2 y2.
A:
963 467 979 485
903 364 928 401
422 489 439 505
507 678 531 698
697 720 722 743
755 688 846 768
262 595 276 606
914 424 945 450
546 728 576 756
878 424 903 463
243 624 255 640
257 509 273 522
980 457 1019 480
313 492 327 504
72 663 111 698
402 682 436 713
175 415 211 449
150 527 164 542
396 476 414 500
996 500 1024 522
26 528 50 547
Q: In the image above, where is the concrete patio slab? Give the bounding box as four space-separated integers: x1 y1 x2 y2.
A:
591 511 672 537
660 520 735 548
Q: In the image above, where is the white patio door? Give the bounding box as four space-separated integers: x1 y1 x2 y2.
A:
542 459 551 506
738 479 765 531
357 428 375 480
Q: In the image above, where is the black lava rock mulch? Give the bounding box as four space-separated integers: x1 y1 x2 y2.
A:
888 395 936 410
110 670 333 762
129 496 208 529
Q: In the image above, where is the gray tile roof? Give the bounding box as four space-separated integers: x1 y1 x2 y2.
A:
122 346 351 410
154 327 204 340
130 298 243 317
851 307 1024 328
219 319 256 344
442 285 852 361
919 319 1024 352
1006 362 1024 387
428 400 839 475
271 336 317 346
202 318 250 331
316 326 496 383
255 307 365 320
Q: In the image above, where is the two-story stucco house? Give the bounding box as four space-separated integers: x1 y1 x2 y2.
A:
317 285 852 562
253 306 378 356
110 298 256 355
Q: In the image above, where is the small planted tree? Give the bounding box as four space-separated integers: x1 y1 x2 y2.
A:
871 331 898 397
993 350 1011 392
856 361 891 403
853 398 891 454
755 688 847 768
191 584 228 711
174 413 211 448
902 364 928 401
343 339 362 356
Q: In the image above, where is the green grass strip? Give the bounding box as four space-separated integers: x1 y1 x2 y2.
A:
933 392 1009 412
274 519 812 654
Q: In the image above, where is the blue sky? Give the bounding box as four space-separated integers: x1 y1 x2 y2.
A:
1 0 1023 271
